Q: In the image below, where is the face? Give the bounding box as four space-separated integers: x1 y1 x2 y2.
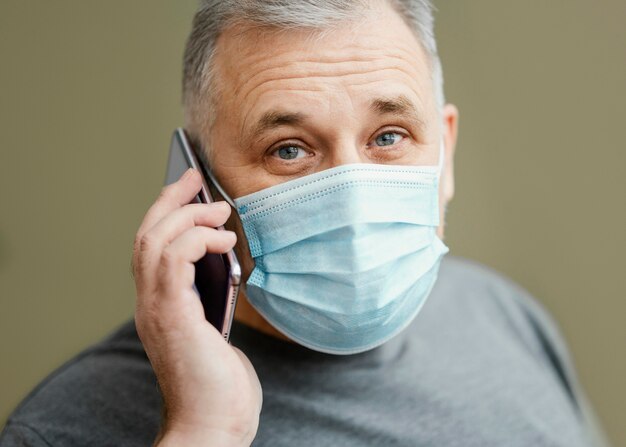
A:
200 2 458 286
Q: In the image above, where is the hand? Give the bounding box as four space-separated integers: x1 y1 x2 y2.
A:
132 168 262 446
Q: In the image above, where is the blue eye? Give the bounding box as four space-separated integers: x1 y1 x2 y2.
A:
274 145 306 160
374 132 402 147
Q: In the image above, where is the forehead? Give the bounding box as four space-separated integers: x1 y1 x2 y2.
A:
210 3 436 124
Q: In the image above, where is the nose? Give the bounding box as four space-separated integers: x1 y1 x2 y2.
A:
322 139 372 170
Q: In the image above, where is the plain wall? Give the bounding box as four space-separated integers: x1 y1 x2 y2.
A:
0 1 624 445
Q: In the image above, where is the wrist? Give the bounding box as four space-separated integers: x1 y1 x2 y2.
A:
155 426 255 447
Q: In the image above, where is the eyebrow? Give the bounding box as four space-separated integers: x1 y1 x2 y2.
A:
246 110 307 142
244 94 424 144
370 95 425 132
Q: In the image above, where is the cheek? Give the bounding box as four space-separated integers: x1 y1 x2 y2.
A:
220 165 289 199
210 127 282 198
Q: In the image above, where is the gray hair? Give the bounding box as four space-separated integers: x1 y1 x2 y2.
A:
182 0 444 158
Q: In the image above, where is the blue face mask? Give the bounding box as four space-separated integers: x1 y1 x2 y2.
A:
209 143 449 355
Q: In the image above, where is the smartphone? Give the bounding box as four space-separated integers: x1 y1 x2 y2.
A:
165 128 241 342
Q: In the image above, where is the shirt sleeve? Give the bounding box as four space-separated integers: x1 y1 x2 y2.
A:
0 421 54 447
512 287 612 447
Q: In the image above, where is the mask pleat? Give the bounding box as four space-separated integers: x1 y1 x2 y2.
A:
246 258 445 354
240 173 439 258
248 238 448 313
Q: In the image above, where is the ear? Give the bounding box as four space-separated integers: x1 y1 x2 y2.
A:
437 103 459 238
441 103 459 204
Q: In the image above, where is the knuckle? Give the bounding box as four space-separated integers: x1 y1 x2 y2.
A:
189 203 214 222
201 228 222 248
158 184 174 201
129 256 137 279
139 232 157 253
160 246 180 269
196 225 212 238
133 232 142 250
132 234 144 258
182 213 198 232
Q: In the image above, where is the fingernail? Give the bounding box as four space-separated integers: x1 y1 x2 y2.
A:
181 168 195 181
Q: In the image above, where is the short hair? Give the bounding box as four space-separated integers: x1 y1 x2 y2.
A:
182 0 444 159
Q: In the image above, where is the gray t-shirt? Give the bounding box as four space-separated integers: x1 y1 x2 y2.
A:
0 256 609 446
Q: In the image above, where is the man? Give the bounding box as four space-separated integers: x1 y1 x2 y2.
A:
0 1 610 446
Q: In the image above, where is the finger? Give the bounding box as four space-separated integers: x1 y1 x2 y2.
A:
137 168 202 241
133 169 201 278
157 226 237 296
147 202 231 253
135 203 232 281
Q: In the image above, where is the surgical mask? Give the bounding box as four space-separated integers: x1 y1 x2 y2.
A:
209 143 449 355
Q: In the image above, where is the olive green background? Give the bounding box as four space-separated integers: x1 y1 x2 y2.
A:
0 1 624 445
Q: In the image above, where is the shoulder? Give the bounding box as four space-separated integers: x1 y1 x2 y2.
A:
435 256 580 404
437 255 555 329
435 256 611 446
0 320 161 447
